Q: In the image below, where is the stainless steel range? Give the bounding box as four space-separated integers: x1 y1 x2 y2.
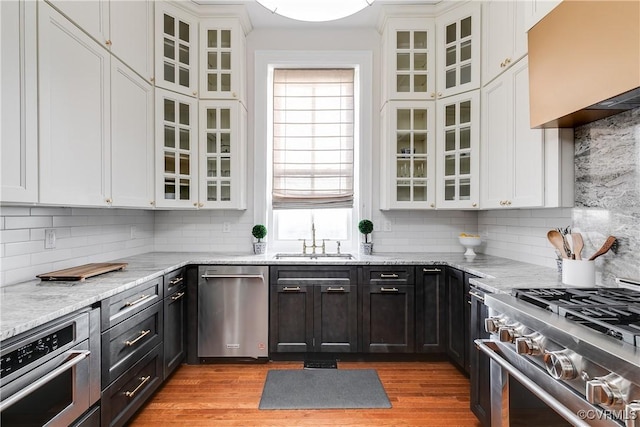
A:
476 286 640 427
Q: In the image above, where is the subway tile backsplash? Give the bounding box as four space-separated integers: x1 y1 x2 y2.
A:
0 207 154 287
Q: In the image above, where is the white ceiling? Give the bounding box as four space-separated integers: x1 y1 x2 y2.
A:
193 0 442 29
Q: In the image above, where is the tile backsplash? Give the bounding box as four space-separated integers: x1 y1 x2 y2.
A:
0 207 154 286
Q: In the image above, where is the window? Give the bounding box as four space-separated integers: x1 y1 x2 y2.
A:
272 69 355 209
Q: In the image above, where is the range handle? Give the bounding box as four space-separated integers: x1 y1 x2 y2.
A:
201 274 264 280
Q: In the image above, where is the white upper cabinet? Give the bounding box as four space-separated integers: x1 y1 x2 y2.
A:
1 0 38 203
380 17 436 102
524 0 563 31
110 0 154 82
155 88 199 208
111 57 155 208
47 0 110 47
199 101 247 209
38 2 112 206
380 101 437 210
199 18 247 103
436 91 480 209
155 2 198 97
436 2 481 98
482 0 527 85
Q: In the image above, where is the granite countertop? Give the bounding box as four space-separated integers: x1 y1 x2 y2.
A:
0 251 565 342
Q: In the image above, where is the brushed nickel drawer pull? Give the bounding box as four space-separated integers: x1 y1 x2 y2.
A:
124 294 151 307
327 287 345 292
125 375 151 398
380 273 399 279
125 329 151 347
423 268 442 273
380 287 399 292
169 277 184 285
283 286 301 292
171 291 185 301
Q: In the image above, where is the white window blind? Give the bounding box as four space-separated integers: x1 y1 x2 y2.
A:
272 68 354 209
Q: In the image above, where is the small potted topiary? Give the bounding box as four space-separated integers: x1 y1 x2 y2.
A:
358 219 374 255
252 224 267 254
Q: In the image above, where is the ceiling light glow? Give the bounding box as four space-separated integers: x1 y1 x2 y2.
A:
256 0 375 22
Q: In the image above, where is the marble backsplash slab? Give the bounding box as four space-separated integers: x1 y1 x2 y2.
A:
573 107 640 284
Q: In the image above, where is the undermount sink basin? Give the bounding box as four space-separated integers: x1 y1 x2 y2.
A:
273 253 355 260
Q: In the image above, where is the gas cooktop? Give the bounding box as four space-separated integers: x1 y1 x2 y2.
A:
512 287 640 347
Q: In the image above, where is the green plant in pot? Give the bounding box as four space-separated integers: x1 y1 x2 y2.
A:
252 224 267 254
358 219 374 255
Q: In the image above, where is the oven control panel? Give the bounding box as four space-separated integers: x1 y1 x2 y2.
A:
0 324 73 379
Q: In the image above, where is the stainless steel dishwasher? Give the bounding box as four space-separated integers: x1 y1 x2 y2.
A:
197 265 269 359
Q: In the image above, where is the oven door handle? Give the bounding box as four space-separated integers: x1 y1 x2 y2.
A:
475 339 591 427
0 350 90 412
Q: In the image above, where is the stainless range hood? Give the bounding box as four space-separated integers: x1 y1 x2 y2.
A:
528 1 640 128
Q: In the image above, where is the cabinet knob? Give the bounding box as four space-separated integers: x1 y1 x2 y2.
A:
105 198 112 204
232 91 237 98
150 201 155 206
437 92 442 98
505 57 511 65
472 203 477 208
430 203 435 208
430 92 436 98
105 39 112 46
198 202 204 208
150 77 155 83
192 91 198 96
193 203 198 207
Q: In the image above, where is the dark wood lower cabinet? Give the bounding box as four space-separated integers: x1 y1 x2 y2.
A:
416 266 446 353
362 284 415 353
445 267 468 371
269 266 358 353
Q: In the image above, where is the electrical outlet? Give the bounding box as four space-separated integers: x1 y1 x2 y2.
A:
130 226 138 239
383 220 392 232
223 222 231 233
45 229 56 249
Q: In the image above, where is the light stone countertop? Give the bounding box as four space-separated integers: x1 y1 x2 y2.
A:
0 251 566 342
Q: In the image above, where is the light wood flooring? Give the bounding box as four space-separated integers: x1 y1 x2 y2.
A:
129 361 482 427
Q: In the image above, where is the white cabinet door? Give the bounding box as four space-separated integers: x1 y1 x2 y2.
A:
111 57 154 208
482 0 528 85
381 18 436 102
199 100 247 209
524 0 563 31
110 0 154 82
155 88 199 208
38 3 111 206
436 91 480 209
380 101 436 210
481 56 544 209
47 0 109 47
1 0 38 203
155 2 198 97
436 2 481 98
199 18 247 102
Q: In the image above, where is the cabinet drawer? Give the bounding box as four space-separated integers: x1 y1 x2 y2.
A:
361 266 414 285
100 277 163 331
164 268 185 296
101 344 163 427
101 302 163 388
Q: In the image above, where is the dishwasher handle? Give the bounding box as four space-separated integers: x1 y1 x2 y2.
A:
201 274 265 280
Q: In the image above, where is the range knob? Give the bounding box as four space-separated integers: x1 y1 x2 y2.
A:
543 351 577 380
498 326 521 343
625 401 640 427
515 336 542 356
484 317 506 333
586 378 624 407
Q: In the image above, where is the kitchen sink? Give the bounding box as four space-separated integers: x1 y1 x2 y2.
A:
273 253 355 260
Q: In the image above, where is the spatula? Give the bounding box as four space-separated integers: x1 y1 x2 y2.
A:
547 230 569 259
588 236 617 261
571 233 584 260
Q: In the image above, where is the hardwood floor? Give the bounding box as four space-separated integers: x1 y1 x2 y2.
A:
129 361 482 427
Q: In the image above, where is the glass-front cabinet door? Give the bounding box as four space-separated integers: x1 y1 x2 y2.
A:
199 101 247 209
436 2 480 98
199 18 246 102
155 88 198 208
381 18 435 101
380 101 436 210
155 3 198 97
436 91 479 209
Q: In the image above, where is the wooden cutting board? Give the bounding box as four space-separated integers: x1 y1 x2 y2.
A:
37 262 128 281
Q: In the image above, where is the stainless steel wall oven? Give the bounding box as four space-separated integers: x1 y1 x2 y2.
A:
476 287 640 427
0 308 101 427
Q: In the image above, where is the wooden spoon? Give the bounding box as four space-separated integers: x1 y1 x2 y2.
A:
571 233 584 260
588 236 617 261
547 230 569 259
